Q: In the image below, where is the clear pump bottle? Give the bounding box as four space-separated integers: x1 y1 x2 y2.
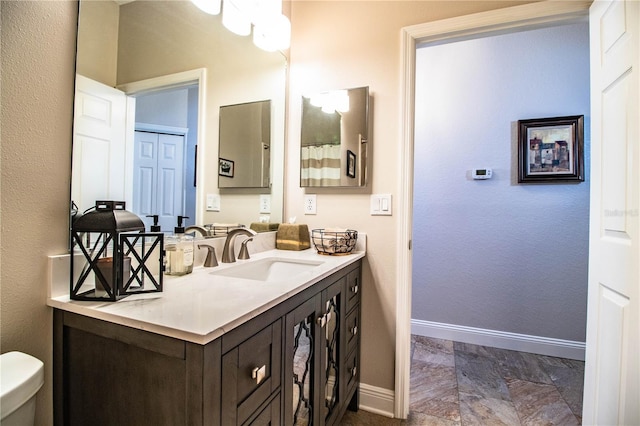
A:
165 216 194 276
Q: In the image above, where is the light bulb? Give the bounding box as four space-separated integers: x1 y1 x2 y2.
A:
253 14 291 51
334 90 350 113
222 0 251 36
191 0 221 15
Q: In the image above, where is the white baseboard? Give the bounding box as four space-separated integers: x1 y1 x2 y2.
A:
411 319 585 361
358 383 395 418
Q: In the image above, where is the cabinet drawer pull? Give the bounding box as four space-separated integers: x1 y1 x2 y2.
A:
350 325 358 336
317 312 332 327
351 366 357 377
252 365 266 385
350 284 359 294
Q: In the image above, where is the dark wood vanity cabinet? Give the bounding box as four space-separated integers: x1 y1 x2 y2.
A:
54 260 361 426
283 268 361 426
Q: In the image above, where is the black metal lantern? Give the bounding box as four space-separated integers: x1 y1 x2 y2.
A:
70 201 164 301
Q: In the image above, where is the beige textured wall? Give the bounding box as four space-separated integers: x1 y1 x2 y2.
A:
76 0 119 86
287 0 533 392
1 1 77 424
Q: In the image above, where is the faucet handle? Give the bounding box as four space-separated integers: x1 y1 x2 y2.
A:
238 238 253 260
198 245 218 267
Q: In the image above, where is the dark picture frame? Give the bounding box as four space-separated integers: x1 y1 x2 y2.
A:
219 158 234 178
518 115 584 183
346 150 356 178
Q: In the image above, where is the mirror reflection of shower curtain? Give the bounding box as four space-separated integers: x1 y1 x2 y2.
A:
300 144 341 186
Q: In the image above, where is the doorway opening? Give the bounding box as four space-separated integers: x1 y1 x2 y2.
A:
395 2 591 419
118 68 207 232
132 86 198 232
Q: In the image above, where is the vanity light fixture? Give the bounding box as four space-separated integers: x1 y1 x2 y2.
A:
253 13 291 51
190 0 291 51
191 0 222 15
308 90 350 114
222 0 252 36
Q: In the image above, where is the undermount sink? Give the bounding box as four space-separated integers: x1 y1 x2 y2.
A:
210 257 324 282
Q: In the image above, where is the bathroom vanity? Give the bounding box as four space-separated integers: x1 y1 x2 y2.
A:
50 249 363 426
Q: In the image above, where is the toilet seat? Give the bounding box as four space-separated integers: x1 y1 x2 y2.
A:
0 352 44 419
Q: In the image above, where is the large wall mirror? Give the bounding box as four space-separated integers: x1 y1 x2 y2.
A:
300 87 370 187
72 0 286 233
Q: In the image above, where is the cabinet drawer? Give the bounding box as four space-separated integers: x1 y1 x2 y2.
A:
346 269 360 313
344 348 359 393
222 320 281 425
345 307 359 355
243 393 280 426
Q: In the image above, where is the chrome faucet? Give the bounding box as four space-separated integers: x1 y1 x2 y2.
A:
185 225 212 239
222 228 257 263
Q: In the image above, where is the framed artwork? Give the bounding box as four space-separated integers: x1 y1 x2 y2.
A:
346 150 356 178
219 158 234 178
518 115 584 183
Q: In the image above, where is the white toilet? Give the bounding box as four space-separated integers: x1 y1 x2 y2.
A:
0 352 44 426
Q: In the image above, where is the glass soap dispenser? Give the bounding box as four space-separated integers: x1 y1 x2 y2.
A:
165 215 194 276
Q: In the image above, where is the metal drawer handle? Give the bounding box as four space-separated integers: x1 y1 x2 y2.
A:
350 284 359 294
252 365 266 385
317 314 326 327
350 325 358 336
317 312 332 328
351 366 357 377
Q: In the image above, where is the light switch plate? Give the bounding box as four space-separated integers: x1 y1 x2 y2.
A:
370 194 392 216
206 194 221 212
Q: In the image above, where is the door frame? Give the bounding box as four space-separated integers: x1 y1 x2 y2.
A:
118 68 207 225
395 0 592 418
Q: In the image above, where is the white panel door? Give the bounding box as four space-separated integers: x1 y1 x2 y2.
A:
157 133 185 231
584 1 639 424
72 75 127 213
133 131 185 232
133 131 158 219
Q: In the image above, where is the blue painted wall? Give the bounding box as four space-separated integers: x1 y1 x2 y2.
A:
412 22 590 342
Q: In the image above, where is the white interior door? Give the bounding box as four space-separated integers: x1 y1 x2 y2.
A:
72 74 128 213
583 0 639 424
133 131 185 232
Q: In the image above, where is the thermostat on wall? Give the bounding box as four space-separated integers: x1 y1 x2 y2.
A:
472 168 492 180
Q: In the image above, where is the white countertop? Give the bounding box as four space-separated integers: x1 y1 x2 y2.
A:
48 248 365 345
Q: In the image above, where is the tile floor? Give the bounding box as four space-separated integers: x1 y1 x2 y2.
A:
340 335 584 425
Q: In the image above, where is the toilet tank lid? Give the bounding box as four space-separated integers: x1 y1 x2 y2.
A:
0 352 44 418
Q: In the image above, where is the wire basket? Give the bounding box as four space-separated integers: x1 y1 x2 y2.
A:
311 229 358 255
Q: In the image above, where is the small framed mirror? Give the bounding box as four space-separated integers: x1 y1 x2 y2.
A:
300 86 370 187
218 100 272 189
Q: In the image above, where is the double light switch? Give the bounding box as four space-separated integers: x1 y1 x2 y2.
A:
370 194 392 216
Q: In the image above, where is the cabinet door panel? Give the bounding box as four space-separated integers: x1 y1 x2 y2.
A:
285 297 322 425
321 278 345 425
